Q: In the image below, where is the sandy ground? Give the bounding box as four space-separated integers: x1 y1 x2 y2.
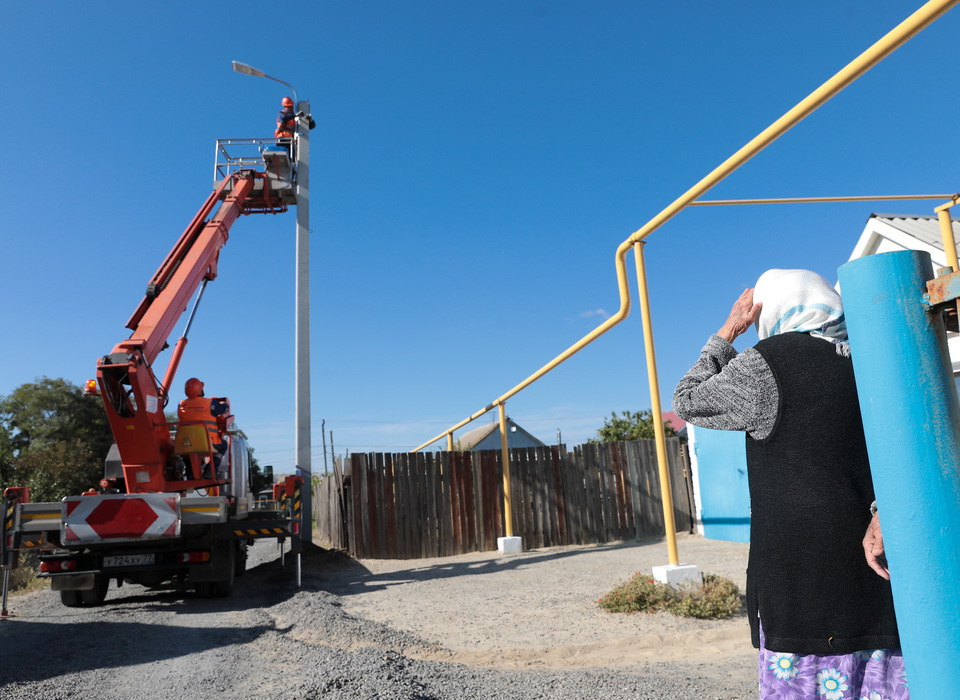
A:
314 532 756 677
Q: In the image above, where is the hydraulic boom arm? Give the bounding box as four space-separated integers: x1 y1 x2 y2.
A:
96 172 258 493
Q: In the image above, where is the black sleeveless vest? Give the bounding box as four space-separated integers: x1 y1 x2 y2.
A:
745 332 900 654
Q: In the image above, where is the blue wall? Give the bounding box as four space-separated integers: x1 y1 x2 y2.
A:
690 425 750 543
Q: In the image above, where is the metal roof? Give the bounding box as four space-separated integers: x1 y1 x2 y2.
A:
872 213 960 251
456 417 546 450
457 421 498 448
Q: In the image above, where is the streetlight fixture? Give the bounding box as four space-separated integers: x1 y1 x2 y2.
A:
231 61 298 106
230 61 312 546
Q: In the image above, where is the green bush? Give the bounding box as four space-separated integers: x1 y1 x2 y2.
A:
597 573 676 614
7 551 45 595
598 572 742 619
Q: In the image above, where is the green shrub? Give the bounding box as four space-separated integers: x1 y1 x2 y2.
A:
598 572 742 620
6 551 45 595
597 573 677 614
671 574 742 619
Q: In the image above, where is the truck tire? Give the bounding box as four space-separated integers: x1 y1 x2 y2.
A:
213 545 236 597
60 589 83 608
194 582 215 598
80 575 109 606
234 542 247 577
194 543 235 598
212 574 234 597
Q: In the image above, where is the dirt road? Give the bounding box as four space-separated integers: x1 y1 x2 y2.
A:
0 533 757 699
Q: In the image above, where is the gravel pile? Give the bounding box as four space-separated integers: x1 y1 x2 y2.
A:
0 536 756 699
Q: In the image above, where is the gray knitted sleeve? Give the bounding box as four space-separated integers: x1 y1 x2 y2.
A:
672 334 778 441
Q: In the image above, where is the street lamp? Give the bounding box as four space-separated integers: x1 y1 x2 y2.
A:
231 61 298 106
231 61 312 546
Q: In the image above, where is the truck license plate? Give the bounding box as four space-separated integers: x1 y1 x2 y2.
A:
103 554 154 568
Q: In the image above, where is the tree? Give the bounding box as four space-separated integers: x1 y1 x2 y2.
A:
0 427 14 489
13 440 98 503
590 409 678 443
248 447 273 495
0 377 112 500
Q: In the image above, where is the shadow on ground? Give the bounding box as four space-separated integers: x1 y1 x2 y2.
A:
313 537 668 597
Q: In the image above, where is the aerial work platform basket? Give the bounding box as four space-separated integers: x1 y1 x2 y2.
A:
213 138 296 213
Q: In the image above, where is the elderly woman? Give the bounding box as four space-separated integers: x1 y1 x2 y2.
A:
673 269 905 699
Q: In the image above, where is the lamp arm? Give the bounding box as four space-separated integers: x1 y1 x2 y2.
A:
265 75 298 107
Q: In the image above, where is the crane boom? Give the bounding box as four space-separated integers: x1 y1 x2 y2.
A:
123 174 254 364
96 171 262 493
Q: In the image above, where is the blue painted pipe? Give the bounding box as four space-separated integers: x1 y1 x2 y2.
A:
838 250 960 698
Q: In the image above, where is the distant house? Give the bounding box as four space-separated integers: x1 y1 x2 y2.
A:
455 418 547 451
661 411 686 440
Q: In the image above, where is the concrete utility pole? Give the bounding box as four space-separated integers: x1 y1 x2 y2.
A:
322 419 328 475
231 62 314 543
295 100 312 544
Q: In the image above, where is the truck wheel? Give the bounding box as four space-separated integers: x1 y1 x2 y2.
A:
80 575 109 606
212 575 234 597
234 542 247 577
214 545 236 597
60 589 83 608
194 582 215 598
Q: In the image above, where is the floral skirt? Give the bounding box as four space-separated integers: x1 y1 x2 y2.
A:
759 623 909 699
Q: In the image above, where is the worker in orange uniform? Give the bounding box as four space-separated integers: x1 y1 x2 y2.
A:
178 377 230 459
275 96 296 156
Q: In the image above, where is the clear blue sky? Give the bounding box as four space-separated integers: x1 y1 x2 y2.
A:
2 2 958 474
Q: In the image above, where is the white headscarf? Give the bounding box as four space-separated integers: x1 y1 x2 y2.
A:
753 269 850 356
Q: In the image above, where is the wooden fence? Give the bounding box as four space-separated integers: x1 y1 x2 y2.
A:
313 438 694 559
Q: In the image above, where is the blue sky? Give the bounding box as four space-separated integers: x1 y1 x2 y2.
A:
2 2 958 474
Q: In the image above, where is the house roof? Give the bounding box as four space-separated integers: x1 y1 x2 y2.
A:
456 417 546 450
848 213 960 269
849 212 960 373
457 421 498 448
662 411 686 431
871 213 960 252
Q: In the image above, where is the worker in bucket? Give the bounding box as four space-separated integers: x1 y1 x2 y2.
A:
275 96 296 156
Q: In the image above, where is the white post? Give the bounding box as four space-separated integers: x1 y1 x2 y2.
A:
295 100 312 544
1 568 10 617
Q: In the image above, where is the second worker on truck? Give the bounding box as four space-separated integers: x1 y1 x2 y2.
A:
178 377 230 458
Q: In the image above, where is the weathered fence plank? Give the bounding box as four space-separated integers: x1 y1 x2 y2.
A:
425 452 438 557
367 454 380 558
667 439 694 534
450 452 463 554
481 451 498 549
440 452 453 557
384 454 397 556
551 447 566 546
349 455 362 557
563 447 583 545
513 448 528 544
624 441 642 539
396 453 410 559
